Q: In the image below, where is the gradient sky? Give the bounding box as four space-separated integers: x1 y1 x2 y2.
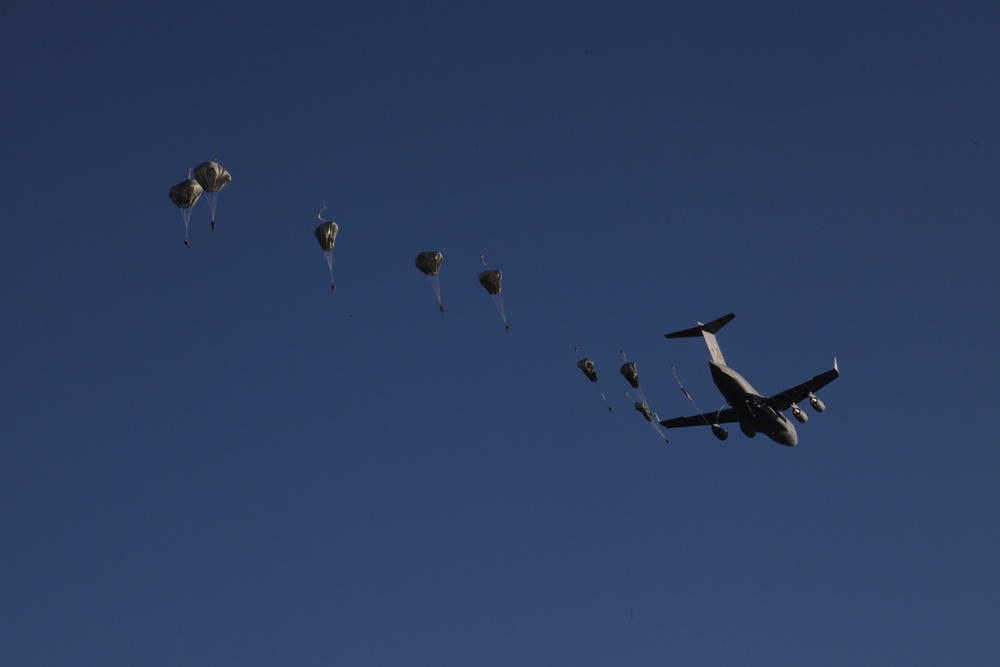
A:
3 1 999 665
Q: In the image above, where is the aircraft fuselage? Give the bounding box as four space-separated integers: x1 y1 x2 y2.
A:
709 361 798 446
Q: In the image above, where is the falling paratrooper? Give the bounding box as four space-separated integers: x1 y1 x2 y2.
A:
576 353 612 413
193 160 232 232
478 254 508 332
168 170 203 247
619 353 668 442
619 360 654 419
314 206 339 292
415 251 445 313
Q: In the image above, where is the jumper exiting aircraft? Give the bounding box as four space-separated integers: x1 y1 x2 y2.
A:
660 313 839 446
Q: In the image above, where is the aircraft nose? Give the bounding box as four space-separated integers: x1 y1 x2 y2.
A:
772 429 797 446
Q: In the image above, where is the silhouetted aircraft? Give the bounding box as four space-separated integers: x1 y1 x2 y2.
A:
661 313 839 446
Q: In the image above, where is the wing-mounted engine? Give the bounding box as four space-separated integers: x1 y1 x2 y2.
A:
808 392 826 412
791 404 809 423
711 424 729 441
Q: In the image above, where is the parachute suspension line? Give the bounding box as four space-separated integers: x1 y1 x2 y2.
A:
180 208 192 239
630 382 651 411
325 251 335 280
318 205 327 222
479 253 487 268
651 421 669 443
649 418 669 442
427 275 443 308
492 294 507 325
671 364 713 426
206 192 219 225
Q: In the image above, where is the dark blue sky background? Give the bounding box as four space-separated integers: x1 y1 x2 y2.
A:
3 1 999 664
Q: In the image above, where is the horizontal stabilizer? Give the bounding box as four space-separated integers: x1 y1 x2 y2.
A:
664 313 735 365
664 313 736 339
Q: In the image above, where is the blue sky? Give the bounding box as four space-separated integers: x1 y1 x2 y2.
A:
2 1 999 664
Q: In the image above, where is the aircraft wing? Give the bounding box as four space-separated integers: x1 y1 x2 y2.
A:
767 359 840 411
659 408 738 428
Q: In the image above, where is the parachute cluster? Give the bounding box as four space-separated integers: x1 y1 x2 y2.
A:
168 161 676 445
168 161 232 247
575 349 670 443
308 209 509 328
169 163 513 331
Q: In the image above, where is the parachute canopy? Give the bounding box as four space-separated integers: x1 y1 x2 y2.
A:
620 362 640 389
478 266 508 330
169 177 203 244
315 221 339 251
415 251 444 276
416 251 445 312
193 161 232 229
577 358 598 383
315 208 339 291
169 178 202 209
478 269 502 295
193 161 232 193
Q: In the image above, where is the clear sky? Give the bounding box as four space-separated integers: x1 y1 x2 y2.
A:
2 1 999 664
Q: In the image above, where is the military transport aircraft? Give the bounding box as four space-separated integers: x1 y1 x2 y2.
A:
660 313 839 446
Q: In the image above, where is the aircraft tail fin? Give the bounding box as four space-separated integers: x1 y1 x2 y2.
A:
664 313 735 365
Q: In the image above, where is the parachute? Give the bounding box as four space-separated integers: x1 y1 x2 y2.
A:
634 402 654 422
314 206 339 291
478 255 508 332
415 251 445 313
576 354 612 413
478 269 501 295
169 173 203 246
619 362 641 389
193 161 232 231
619 352 668 442
577 358 598 383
